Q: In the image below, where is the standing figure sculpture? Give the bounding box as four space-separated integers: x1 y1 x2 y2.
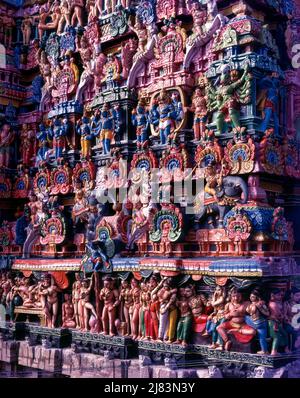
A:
190 79 208 140
150 90 179 145
72 272 82 328
39 275 61 328
94 103 120 155
0 123 15 168
99 277 120 336
120 279 133 336
50 118 69 161
257 72 281 137
129 278 141 340
268 288 289 356
131 99 149 149
20 124 35 166
139 281 151 340
79 276 98 331
76 114 93 160
152 278 177 343
245 289 270 355
36 123 50 166
204 285 226 349
175 286 193 347
283 287 300 352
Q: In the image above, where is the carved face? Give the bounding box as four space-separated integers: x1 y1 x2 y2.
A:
231 291 242 303
250 293 259 302
292 292 300 304
131 278 138 288
104 279 111 289
185 287 193 298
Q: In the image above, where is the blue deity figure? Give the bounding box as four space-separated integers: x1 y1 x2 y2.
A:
76 115 92 159
131 99 149 149
49 117 69 160
91 109 101 145
36 123 50 165
257 72 281 137
150 90 180 145
93 103 115 155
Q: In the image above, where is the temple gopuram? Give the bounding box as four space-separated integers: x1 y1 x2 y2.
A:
0 0 300 379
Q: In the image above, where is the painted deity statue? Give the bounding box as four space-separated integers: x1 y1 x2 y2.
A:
76 114 93 160
93 103 121 155
209 63 251 135
129 278 141 340
36 123 50 166
39 275 61 328
151 278 178 343
20 124 35 166
72 179 90 227
148 276 160 340
22 192 47 259
0 123 15 168
79 276 97 331
120 279 133 336
139 281 151 340
72 273 82 328
257 72 281 137
69 0 85 27
62 294 76 328
268 289 290 356
245 289 270 355
150 90 180 145
99 277 120 336
175 286 193 347
204 285 226 349
190 77 208 140
21 12 33 46
217 289 256 351
131 99 149 149
49 118 69 161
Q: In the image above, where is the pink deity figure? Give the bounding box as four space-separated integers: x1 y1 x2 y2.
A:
148 276 160 340
79 276 98 331
62 294 76 328
190 79 208 140
160 220 172 256
128 17 147 55
39 275 61 328
129 278 141 340
120 279 133 336
20 123 35 166
186 0 208 35
72 272 82 328
2 9 15 48
139 281 152 340
57 0 71 35
21 12 33 46
99 277 120 336
0 123 15 169
216 289 256 351
69 0 85 27
32 2 61 40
